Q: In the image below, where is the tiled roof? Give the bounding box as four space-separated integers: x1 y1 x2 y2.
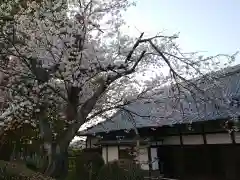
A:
80 65 240 135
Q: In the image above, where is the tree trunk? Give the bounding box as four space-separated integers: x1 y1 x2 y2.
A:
0 141 12 161
37 81 108 179
42 143 69 180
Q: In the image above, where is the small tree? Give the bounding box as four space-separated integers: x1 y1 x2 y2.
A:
0 0 237 179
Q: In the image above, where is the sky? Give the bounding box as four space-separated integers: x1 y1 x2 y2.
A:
123 0 240 64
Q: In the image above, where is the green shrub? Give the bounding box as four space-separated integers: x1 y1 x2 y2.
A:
25 161 38 172
65 169 78 180
119 159 144 180
0 160 54 180
97 161 126 180
117 159 139 169
68 148 82 156
74 152 104 180
97 160 144 180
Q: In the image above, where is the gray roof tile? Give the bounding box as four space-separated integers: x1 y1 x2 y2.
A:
80 65 240 135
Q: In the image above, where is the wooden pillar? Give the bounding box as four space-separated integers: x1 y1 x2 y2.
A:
117 145 120 159
221 145 237 180
235 146 240 180
147 146 152 178
89 137 92 148
106 145 108 163
201 124 207 145
157 147 163 174
220 124 237 180
230 130 236 144
173 126 185 179
201 124 211 178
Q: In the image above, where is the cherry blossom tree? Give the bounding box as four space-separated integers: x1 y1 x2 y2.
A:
0 0 237 178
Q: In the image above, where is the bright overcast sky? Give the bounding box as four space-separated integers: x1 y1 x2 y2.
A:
123 0 240 64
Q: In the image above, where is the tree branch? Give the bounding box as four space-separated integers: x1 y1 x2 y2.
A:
108 50 146 83
80 79 107 118
149 40 238 117
124 32 144 63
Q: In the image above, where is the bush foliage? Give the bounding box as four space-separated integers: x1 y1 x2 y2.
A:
74 152 104 180
0 160 54 180
97 160 144 180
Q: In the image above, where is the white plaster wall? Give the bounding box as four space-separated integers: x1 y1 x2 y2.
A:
137 147 149 170
235 132 240 143
102 145 150 170
206 133 231 144
150 147 159 170
107 146 119 162
183 135 204 145
119 145 150 170
102 147 107 163
162 133 232 145
162 136 180 145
